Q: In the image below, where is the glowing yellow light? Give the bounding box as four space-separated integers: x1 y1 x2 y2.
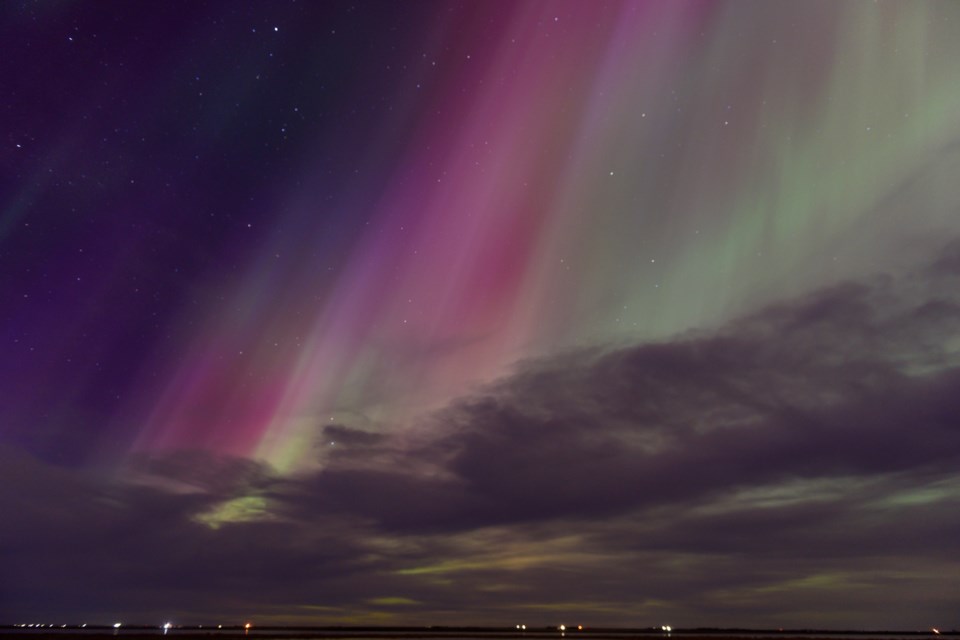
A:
245 623 252 629
578 626 583 631
560 625 566 631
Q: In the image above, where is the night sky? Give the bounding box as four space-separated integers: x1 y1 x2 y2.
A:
3 0 960 630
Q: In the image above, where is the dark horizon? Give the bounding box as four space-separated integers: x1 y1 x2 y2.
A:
1 624 955 634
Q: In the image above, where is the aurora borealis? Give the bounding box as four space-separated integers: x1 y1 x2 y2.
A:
3 0 960 629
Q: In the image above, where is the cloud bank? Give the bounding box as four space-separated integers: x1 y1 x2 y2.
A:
4 246 960 628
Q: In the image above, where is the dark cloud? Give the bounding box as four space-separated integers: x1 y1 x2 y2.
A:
288 263 960 536
4 251 960 627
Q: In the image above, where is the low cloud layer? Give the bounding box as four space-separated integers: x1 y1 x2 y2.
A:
4 246 960 628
